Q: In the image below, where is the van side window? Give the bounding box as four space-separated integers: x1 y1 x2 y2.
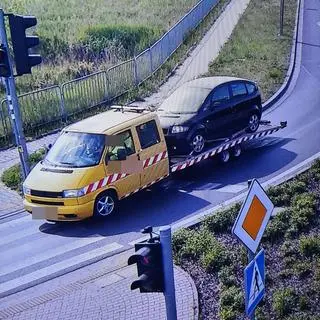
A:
108 130 135 161
230 82 247 97
246 83 256 94
136 120 160 149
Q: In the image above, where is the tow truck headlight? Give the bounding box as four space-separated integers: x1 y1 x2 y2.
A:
171 125 189 134
23 185 31 195
63 189 85 198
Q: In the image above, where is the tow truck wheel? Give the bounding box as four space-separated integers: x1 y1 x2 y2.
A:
220 150 230 163
232 145 242 157
93 190 118 218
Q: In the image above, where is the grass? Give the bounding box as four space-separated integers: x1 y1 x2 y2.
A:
172 159 320 319
204 0 297 102
1 0 198 92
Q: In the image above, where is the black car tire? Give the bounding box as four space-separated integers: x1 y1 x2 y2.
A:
247 112 260 133
93 190 118 219
189 132 205 154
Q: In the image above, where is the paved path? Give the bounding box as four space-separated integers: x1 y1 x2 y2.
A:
0 249 198 320
0 0 250 217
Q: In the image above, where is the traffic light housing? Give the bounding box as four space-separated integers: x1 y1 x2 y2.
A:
8 14 42 76
0 45 11 77
128 241 164 293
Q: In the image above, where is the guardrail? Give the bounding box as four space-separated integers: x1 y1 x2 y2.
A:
0 0 220 148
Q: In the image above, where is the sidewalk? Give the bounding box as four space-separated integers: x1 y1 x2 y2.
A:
0 250 198 320
0 0 251 216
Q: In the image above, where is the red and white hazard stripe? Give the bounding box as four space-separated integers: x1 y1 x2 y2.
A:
143 151 168 168
121 174 169 199
171 127 282 173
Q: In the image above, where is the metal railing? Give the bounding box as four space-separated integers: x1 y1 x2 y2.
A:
0 0 220 148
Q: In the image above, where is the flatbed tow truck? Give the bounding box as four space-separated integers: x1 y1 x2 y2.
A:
22 105 287 221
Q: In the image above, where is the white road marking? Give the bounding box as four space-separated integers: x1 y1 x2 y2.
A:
0 236 107 276
0 242 123 296
215 184 247 193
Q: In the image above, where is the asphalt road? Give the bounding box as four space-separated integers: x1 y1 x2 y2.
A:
0 0 319 298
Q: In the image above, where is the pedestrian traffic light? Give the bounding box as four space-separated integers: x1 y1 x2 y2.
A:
0 45 11 77
128 241 164 293
8 14 42 76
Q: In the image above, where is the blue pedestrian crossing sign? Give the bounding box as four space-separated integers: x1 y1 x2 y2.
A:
244 249 265 316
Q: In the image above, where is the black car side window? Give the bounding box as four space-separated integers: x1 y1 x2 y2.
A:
136 120 161 149
230 82 247 98
210 85 230 106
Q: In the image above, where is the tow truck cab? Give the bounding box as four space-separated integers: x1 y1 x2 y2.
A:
23 107 170 221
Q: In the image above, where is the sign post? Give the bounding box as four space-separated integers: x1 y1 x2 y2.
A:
232 178 274 318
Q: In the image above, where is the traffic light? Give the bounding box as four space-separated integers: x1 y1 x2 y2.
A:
0 45 11 77
8 14 42 76
128 241 164 293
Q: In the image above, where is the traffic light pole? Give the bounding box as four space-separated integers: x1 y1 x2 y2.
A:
0 9 30 179
159 226 177 320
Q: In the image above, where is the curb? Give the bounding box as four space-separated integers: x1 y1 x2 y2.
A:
262 0 302 111
175 265 200 320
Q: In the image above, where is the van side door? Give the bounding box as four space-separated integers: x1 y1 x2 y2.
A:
135 118 169 187
105 129 141 199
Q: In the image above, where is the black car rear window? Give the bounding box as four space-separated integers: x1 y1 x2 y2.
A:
231 82 247 97
246 83 256 94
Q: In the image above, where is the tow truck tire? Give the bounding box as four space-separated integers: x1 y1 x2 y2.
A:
232 145 242 157
247 112 260 133
93 190 118 219
220 150 230 163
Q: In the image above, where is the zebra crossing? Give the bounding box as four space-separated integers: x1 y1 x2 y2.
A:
0 214 129 298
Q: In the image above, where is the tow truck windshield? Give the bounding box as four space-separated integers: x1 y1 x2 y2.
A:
44 131 105 168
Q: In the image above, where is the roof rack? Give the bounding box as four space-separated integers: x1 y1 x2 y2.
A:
110 105 156 113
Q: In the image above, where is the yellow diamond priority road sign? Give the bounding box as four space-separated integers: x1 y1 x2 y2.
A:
232 179 274 253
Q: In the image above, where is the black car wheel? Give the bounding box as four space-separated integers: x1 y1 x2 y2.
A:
247 113 260 133
93 190 118 218
190 132 205 154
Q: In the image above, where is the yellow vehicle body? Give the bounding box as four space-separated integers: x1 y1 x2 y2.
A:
23 107 170 221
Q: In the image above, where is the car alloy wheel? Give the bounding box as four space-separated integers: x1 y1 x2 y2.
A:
248 113 260 133
191 134 205 153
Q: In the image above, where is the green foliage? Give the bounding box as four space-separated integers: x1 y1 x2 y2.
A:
299 235 320 258
293 261 313 279
267 180 307 207
78 24 162 58
219 286 244 320
200 241 229 273
204 202 241 233
218 266 237 287
263 209 291 243
272 288 297 318
1 148 45 191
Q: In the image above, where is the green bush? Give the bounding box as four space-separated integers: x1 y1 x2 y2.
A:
200 240 229 273
280 240 299 258
263 209 291 243
267 180 308 207
299 235 320 258
204 202 241 233
293 261 313 279
218 266 237 287
287 193 317 236
272 288 297 318
219 286 244 320
172 228 194 264
1 148 45 191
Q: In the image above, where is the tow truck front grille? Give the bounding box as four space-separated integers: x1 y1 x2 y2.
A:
31 200 64 206
30 190 63 198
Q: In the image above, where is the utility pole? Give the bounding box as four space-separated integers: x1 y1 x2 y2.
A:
279 0 285 36
0 9 30 179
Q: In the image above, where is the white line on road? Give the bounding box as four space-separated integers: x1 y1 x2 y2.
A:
0 242 123 297
0 235 107 276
